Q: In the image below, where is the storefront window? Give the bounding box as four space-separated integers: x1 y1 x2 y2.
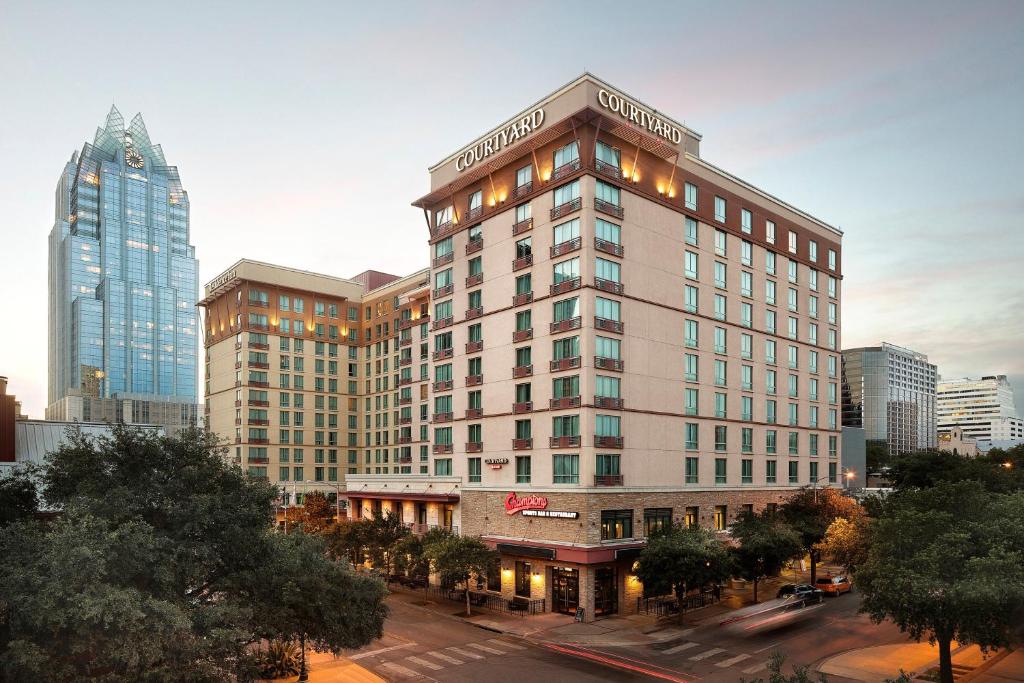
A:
600 509 633 540
515 561 532 598
643 508 672 537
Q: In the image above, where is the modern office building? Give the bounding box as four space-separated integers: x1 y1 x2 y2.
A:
47 106 199 434
937 375 1023 442
841 343 937 455
345 73 844 620
199 260 434 509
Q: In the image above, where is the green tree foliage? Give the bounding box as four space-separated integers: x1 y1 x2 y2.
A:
741 651 828 683
634 523 733 623
816 515 870 575
300 490 336 534
890 448 1023 493
327 511 411 574
0 465 39 528
855 481 1024 683
0 425 387 681
730 510 802 603
779 487 861 584
423 535 499 616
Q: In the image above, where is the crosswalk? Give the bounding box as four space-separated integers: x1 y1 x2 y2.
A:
365 637 528 680
654 637 770 674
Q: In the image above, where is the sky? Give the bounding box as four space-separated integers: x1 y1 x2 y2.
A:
1 0 1022 417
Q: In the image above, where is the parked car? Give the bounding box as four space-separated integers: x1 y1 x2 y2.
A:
815 575 853 596
776 583 824 604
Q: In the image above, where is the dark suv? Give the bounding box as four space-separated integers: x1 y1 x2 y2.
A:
776 583 824 604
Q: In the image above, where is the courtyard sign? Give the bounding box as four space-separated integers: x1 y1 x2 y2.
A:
597 88 683 145
455 108 546 172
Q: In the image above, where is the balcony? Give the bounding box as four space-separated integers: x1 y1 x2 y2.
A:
512 328 533 343
235 342 242 351
594 277 624 295
248 341 269 350
550 196 582 220
465 442 483 453
432 252 454 268
432 348 453 362
432 284 453 299
432 317 453 331
550 317 582 334
247 418 270 426
248 299 268 308
398 436 412 445
548 278 581 296
435 219 454 236
249 437 270 445
399 396 412 405
549 435 581 448
250 361 270 369
512 292 533 307
594 317 624 334
249 323 269 332
465 238 483 255
595 396 625 409
550 396 581 410
433 380 453 392
594 356 624 372
465 374 483 387
465 340 483 353
465 206 483 222
398 377 413 386
512 401 533 414
595 198 624 219
400 337 412 347
512 254 533 271
512 365 533 378
399 416 412 425
512 217 533 236
465 407 483 419
234 399 242 407
512 438 533 450
594 158 622 180
235 361 242 370
552 158 581 180
249 380 270 388
400 357 412 367
513 181 533 199
550 356 581 372
432 411 453 423
465 272 483 287
248 455 270 465
550 237 582 258
234 418 242 426
465 306 483 320
595 238 624 257
433 444 453 455
595 435 624 449
399 455 413 464
594 474 624 486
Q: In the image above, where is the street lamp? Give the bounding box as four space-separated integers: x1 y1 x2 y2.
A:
811 476 831 504
843 468 856 490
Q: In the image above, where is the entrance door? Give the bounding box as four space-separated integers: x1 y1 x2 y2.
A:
594 567 618 616
416 503 427 526
551 567 579 614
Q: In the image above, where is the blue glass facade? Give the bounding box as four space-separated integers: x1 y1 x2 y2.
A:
48 106 198 411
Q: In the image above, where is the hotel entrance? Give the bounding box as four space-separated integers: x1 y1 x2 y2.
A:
551 566 579 615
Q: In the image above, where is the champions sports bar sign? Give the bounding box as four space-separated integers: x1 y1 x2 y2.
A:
503 492 579 519
597 88 683 145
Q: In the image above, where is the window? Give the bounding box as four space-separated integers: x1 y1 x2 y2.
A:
685 423 699 450
515 273 532 297
810 434 819 456
766 310 777 334
741 459 753 484
552 375 579 400
435 206 452 228
553 218 580 245
468 458 481 483
715 392 727 418
766 220 776 244
468 256 482 277
595 140 620 168
684 320 698 348
553 454 579 484
788 260 799 284
714 196 726 223
595 297 620 322
714 326 727 354
828 249 837 271
435 459 452 476
766 339 777 365
715 458 727 484
809 240 818 262
596 258 620 283
767 429 777 454
595 180 620 207
767 400 777 424
685 457 699 484
515 455 531 483
741 365 753 391
684 182 697 211
788 231 798 254
767 369 777 395
515 236 532 258
740 271 752 297
684 285 699 313
553 179 580 207
715 229 727 256
552 415 580 437
553 257 580 284
741 208 752 234
714 294 727 320
684 251 698 279
596 218 621 245
742 396 753 421
515 202 531 224
596 336 620 360
601 510 633 540
516 164 532 189
554 140 579 170
714 359 727 386
766 251 776 275
515 310 532 332
553 297 579 322
644 508 672 537
741 333 752 359
469 322 483 342
741 302 752 328
715 425 727 451
788 460 799 484
595 375 620 398
766 460 777 484
684 353 699 382
596 453 620 477
685 216 698 245
829 461 838 483
685 388 699 416
552 335 580 360
595 414 620 437
714 262 727 289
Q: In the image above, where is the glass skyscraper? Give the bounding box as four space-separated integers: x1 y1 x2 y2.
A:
47 106 199 432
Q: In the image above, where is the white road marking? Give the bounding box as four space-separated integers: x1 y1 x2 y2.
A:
446 646 484 660
427 650 463 665
490 638 526 650
350 642 417 660
381 661 420 678
716 653 751 668
467 642 505 655
663 642 699 655
407 655 443 670
689 647 726 661
743 661 770 674
754 641 783 654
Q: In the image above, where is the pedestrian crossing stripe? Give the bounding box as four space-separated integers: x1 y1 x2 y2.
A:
446 646 484 660
380 661 419 678
716 653 751 667
490 638 526 650
663 641 699 655
689 647 725 661
406 655 443 670
743 661 770 674
467 642 505 655
426 650 463 665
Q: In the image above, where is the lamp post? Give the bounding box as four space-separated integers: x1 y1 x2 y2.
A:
811 476 831 504
843 468 856 490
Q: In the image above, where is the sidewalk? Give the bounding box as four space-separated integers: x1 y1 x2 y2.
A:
819 642 1020 682
264 650 385 683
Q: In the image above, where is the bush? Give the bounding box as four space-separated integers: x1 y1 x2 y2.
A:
257 640 300 679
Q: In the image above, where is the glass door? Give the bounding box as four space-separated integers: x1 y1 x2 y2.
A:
594 567 618 616
551 566 579 614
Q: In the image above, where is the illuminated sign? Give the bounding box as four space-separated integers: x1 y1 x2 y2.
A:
455 108 546 173
522 509 579 519
485 458 509 470
597 88 683 145
207 269 237 292
504 492 548 515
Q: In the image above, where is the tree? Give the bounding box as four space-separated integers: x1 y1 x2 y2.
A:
816 515 870 575
730 511 802 603
889 450 1021 493
327 517 372 566
424 535 499 616
300 490 335 534
855 481 1024 683
0 424 387 681
634 524 733 623
364 511 410 575
741 651 828 683
0 465 39 528
779 487 860 584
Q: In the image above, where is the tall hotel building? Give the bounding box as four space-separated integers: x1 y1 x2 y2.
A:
199 261 433 508
350 73 845 619
841 343 937 454
47 107 199 433
937 375 1023 442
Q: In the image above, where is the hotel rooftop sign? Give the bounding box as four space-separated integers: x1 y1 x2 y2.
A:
454 108 545 172
596 88 683 145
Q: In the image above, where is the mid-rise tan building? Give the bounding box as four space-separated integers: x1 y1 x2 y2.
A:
390 73 841 619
